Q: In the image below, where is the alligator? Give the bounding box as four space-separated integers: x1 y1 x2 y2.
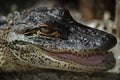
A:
0 7 117 73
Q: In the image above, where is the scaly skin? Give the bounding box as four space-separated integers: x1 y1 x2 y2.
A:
0 7 117 72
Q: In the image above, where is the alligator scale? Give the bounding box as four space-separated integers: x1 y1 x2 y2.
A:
0 7 117 72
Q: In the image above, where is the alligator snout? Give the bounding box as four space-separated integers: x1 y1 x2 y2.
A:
66 22 117 51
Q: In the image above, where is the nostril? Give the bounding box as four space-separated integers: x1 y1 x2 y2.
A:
105 34 117 47
95 34 117 51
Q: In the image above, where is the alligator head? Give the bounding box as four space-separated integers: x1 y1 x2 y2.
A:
3 7 117 72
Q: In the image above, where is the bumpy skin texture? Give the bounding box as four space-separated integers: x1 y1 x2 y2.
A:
0 7 117 72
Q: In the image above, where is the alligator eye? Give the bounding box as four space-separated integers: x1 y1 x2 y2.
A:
24 26 61 38
37 27 61 37
40 27 50 33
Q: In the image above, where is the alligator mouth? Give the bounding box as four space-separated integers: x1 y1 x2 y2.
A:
43 49 116 70
51 52 107 66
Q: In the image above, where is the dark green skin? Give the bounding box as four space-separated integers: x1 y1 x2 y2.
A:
0 7 117 72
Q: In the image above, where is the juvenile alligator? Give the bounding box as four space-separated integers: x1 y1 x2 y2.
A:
0 7 117 73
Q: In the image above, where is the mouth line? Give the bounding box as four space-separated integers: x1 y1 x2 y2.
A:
42 48 111 66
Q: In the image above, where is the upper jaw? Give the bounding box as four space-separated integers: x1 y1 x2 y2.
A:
65 21 117 51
